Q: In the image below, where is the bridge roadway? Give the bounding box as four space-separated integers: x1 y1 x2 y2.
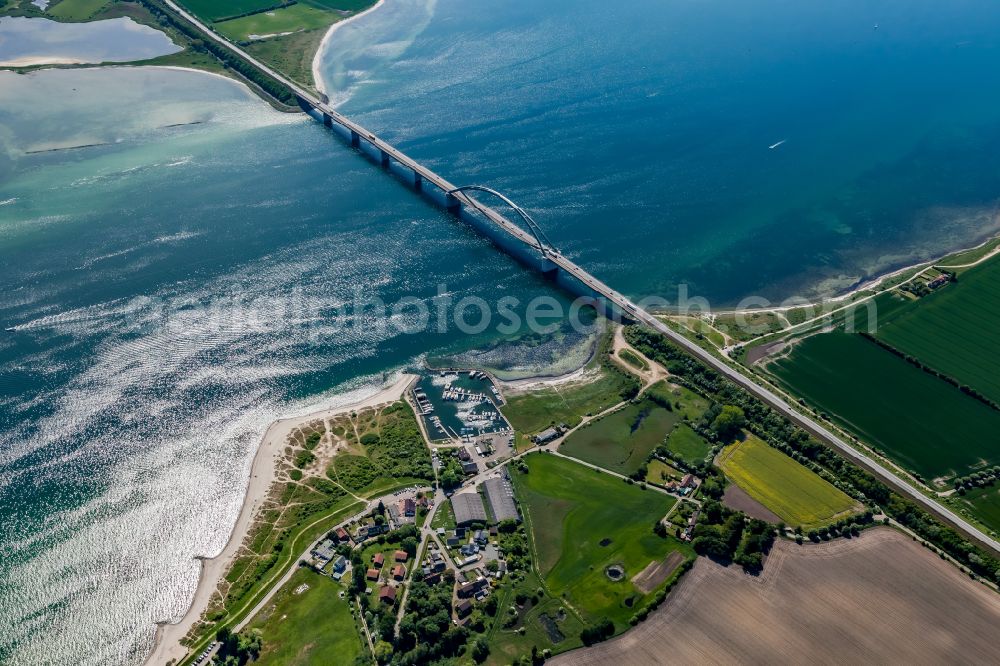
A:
163 0 1000 556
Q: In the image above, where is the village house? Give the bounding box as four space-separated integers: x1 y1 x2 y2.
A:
393 564 407 581
457 577 489 599
379 586 396 604
373 553 385 568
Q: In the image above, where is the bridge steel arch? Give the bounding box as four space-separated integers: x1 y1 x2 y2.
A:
447 185 558 259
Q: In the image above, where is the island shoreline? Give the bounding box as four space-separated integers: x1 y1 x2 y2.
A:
311 0 387 95
146 373 417 666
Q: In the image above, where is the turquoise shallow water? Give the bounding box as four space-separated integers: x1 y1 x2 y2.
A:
3 0 1000 662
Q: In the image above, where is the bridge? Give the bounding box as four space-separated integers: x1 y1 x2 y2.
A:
162 0 1000 559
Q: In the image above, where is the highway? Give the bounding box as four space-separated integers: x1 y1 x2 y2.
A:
161 0 1000 557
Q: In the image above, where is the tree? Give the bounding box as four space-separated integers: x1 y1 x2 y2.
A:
711 405 746 441
441 468 461 489
580 618 615 646
471 638 490 663
373 640 393 664
401 536 419 558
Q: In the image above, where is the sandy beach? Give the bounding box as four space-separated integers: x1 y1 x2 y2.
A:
146 373 417 665
310 0 386 94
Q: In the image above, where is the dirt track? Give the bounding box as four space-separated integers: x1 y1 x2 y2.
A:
552 528 1000 665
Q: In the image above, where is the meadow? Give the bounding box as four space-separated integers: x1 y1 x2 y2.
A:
875 258 1000 405
617 348 648 371
560 398 679 475
484 565 586 666
180 0 281 22
768 330 1000 481
717 434 860 529
247 567 365 665
647 459 683 485
46 0 109 20
214 3 333 41
663 423 711 465
952 485 1000 536
502 363 640 437
513 453 692 630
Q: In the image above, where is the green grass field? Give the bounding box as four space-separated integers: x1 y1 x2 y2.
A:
47 0 108 19
768 329 1000 481
647 459 682 485
644 381 709 421
560 398 679 475
953 485 1000 536
718 434 860 530
513 454 691 630
502 364 639 436
663 423 711 465
180 0 280 22
875 258 1000 405
247 567 365 665
214 3 333 41
617 348 648 371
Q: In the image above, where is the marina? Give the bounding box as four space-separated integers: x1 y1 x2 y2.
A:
412 370 512 443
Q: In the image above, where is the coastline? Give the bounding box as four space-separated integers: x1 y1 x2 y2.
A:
146 373 417 666
708 231 1000 317
310 0 386 95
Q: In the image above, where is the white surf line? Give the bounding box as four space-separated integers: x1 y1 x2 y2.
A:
311 0 387 94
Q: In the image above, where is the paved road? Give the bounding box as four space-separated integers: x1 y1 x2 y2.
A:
161 0 1000 557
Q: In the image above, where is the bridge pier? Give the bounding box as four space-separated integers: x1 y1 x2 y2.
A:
380 150 391 169
413 172 423 192
323 113 332 128
446 193 462 215
350 130 360 149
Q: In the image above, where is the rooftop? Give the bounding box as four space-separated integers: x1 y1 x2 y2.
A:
451 492 488 525
483 477 519 523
